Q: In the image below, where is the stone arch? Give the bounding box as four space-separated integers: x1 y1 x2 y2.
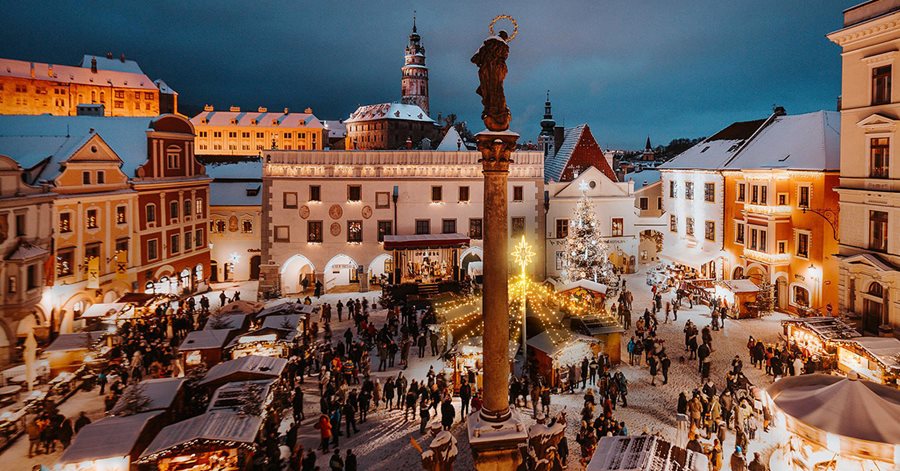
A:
324 254 359 290
280 254 317 295
732 265 745 280
154 264 176 280
459 246 483 275
773 272 789 311
745 263 768 284
368 253 392 282
638 230 664 265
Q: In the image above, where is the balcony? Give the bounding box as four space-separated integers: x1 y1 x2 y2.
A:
743 248 791 265
744 203 792 216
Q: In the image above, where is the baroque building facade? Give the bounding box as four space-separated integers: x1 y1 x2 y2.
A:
191 106 326 155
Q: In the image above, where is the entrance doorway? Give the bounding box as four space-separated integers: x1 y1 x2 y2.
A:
250 255 261 280
210 260 218 283
224 263 234 282
863 282 885 334
775 277 788 311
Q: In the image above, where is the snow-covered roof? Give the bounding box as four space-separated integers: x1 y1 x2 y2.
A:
199 355 286 386
179 329 235 351
81 302 129 319
44 331 105 352
0 115 158 183
345 102 434 123
217 300 264 315
322 120 347 139
588 435 709 471
260 314 302 330
0 57 156 90
191 110 324 129
4 243 49 262
207 379 274 412
559 279 609 295
210 181 261 206
436 126 464 151
623 169 661 189
716 279 759 293
526 329 597 358
783 316 861 341
203 313 248 331
545 125 585 182
80 54 146 75
723 111 840 171
658 118 766 170
111 377 186 415
58 411 163 464
835 336 900 371
138 411 262 462
153 78 176 95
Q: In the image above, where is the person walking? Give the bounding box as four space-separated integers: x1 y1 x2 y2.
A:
648 355 659 386
329 449 344 471
419 398 431 435
315 413 332 453
440 397 455 431
660 354 671 385
459 380 472 420
345 449 357 471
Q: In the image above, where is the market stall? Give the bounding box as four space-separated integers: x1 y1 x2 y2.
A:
834 336 900 387
204 313 250 332
207 379 276 414
764 374 900 471
55 410 166 471
383 233 469 284
527 329 600 389
198 355 286 391
136 410 263 471
714 279 760 318
783 317 861 372
447 337 517 393
116 293 175 319
217 300 264 317
226 314 301 359
180 330 237 370
43 331 108 376
588 435 709 471
111 377 187 420
81 302 132 321
558 279 608 313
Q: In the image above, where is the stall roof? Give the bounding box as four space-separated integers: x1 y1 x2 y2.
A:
559 279 608 295
227 327 297 349
207 379 274 412
44 331 105 352
204 313 248 331
527 329 597 357
836 336 900 372
588 435 709 471
783 317 861 341
716 279 759 293
260 314 302 331
199 355 286 386
111 377 186 415
767 374 900 445
81 302 130 319
453 336 520 358
58 411 163 464
179 329 235 351
218 300 264 315
383 233 469 250
117 293 164 307
256 302 306 318
138 411 262 462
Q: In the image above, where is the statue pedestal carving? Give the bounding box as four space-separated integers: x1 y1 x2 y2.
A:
466 409 528 471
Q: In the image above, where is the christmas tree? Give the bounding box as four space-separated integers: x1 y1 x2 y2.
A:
563 182 614 284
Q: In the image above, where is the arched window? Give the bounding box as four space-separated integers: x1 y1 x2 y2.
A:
792 285 810 307
868 282 884 298
241 219 253 233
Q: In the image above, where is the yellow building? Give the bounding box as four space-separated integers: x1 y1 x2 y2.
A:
191 106 326 155
0 53 176 117
828 0 900 335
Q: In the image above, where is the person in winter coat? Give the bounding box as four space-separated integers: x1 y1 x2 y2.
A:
345 449 357 471
648 355 659 386
315 414 333 452
660 355 671 385
709 440 723 471
330 449 345 471
459 380 472 419
748 452 768 471
730 447 747 471
419 399 431 435
440 397 455 430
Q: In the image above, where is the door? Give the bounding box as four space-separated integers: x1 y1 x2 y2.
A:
864 300 883 334
210 260 218 283
224 263 233 282
250 255 261 280
775 278 788 310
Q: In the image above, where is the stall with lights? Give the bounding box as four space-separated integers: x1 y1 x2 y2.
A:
226 314 301 359
179 329 238 370
527 328 600 389
782 317 860 371
713 279 761 318
833 336 900 388
43 331 109 376
55 410 166 471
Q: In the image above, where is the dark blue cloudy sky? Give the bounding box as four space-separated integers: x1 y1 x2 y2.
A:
0 0 851 149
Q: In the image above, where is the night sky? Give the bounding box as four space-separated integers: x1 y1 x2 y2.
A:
0 1 851 149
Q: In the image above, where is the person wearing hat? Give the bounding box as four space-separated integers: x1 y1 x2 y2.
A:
730 446 747 471
748 451 768 471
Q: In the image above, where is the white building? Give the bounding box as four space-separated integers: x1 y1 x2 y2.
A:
206 159 262 283
658 117 770 279
259 149 545 296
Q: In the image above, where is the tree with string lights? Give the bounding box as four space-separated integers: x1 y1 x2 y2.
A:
563 181 614 284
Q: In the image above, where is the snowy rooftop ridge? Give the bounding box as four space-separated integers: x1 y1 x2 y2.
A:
80 54 145 74
0 56 157 90
544 124 586 182
723 110 840 171
345 102 434 123
191 110 323 129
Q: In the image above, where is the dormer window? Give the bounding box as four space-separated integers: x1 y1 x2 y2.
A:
251 119 258 125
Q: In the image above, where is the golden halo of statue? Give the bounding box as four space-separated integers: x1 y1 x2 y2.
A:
489 15 518 41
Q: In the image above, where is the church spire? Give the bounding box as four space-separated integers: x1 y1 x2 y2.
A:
539 90 556 156
645 136 652 150
413 10 417 33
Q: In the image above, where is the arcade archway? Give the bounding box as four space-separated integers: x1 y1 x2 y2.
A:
280 254 317 294
324 254 359 291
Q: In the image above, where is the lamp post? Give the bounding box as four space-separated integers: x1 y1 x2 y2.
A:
511 235 534 367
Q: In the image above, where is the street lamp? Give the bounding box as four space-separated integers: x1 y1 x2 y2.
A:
511 235 535 365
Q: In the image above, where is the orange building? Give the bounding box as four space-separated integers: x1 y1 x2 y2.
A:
722 111 841 314
0 53 177 117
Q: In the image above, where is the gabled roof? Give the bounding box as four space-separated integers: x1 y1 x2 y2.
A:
551 166 629 199
206 159 263 206
723 111 840 171
58 411 163 464
179 329 235 351
199 355 286 386
436 126 464 151
545 125 585 183
322 120 347 139
80 54 146 74
0 56 156 90
658 118 767 170
138 411 262 462
345 102 434 123
623 169 661 189
111 377 186 415
191 110 323 129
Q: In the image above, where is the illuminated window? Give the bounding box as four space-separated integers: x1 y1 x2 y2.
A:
377 221 392 242
116 206 126 224
669 215 677 232
241 219 253 233
307 221 323 242
469 219 483 240
511 217 526 237
870 137 889 179
704 221 715 241
685 217 694 236
347 220 363 242
611 218 624 237
869 210 889 252
684 182 694 200
57 248 74 277
59 213 72 233
704 183 715 202
86 209 98 229
872 65 891 105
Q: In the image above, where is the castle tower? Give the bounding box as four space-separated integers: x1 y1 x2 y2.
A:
538 90 556 155
401 14 429 116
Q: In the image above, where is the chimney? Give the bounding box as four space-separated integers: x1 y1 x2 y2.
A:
48 64 54 77
29 62 35 78
553 126 565 154
90 57 97 73
836 96 842 112
106 52 113 59
283 107 289 114
772 105 786 117
304 107 312 114
203 104 214 112
258 106 267 113
119 53 126 63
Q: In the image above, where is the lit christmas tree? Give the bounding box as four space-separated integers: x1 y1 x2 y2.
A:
563 181 614 284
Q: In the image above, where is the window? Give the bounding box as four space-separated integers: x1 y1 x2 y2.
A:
442 219 457 234
431 186 443 202
116 206 126 224
459 186 470 202
170 234 180 254
639 197 649 210
97 171 105 184
513 186 524 202
27 265 38 290
283 192 298 209
114 90 125 99
85 242 101 259
348 185 362 202
669 181 676 198
82 171 91 185
15 213 25 237
147 239 159 261
184 231 193 251
7 275 16 294
274 226 290 242
792 285 810 307
86 209 98 229
241 219 253 233
347 220 363 242
704 183 715 202
735 222 745 244
761 185 768 205
870 210 889 252
57 248 74 277
669 215 677 232
169 201 179 220
685 217 694 236
144 92 154 100
705 221 715 241
684 182 694 200
146 204 157 224
377 221 392 242
611 218 624 237
778 193 788 205
194 228 203 247
114 100 124 109
511 217 526 237
309 185 321 202
777 240 787 254
798 185 810 208
415 219 431 235
657 197 663 210
469 218 483 240
211 219 226 233
166 152 180 169
556 219 569 239
872 65 891 105
556 251 565 270
307 221 323 242
751 185 759 203
115 238 128 255
749 227 768 252
737 183 746 202
184 199 192 217
870 137 889 179
195 198 204 218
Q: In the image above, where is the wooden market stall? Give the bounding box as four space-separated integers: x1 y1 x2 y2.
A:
55 410 165 471
588 435 709 471
111 377 187 422
203 313 250 332
207 379 277 414
136 410 263 471
226 314 301 359
714 279 760 318
179 329 237 370
558 279 608 312
197 355 286 392
43 331 108 376
782 317 861 371
217 300 264 317
834 336 900 388
447 337 517 394
527 329 600 389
